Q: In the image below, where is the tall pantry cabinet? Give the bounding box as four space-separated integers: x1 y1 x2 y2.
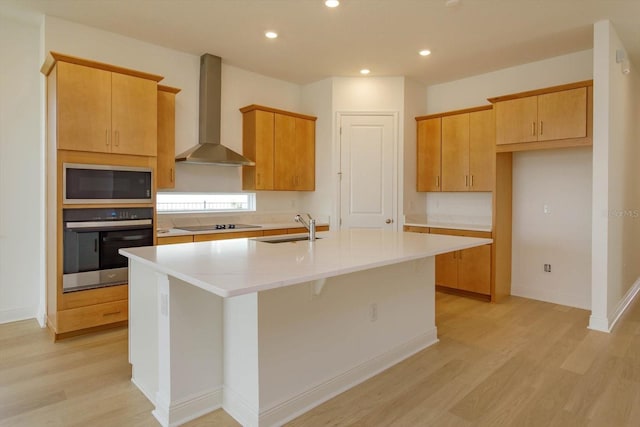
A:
41 52 166 340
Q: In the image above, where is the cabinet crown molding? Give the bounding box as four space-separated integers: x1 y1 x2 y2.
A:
415 105 493 121
41 51 164 82
240 104 317 121
487 79 593 104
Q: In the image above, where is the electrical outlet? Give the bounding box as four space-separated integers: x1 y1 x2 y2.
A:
544 264 551 272
369 303 378 322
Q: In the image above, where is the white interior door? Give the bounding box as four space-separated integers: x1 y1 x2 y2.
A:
339 114 396 230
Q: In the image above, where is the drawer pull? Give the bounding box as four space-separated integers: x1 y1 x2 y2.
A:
103 311 121 316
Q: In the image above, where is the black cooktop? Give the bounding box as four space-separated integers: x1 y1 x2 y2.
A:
176 224 261 232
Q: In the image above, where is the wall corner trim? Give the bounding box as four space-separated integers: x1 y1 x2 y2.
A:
606 277 640 332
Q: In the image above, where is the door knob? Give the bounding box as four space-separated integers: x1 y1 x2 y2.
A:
385 218 393 224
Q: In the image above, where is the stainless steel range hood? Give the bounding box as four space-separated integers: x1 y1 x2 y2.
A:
175 54 255 166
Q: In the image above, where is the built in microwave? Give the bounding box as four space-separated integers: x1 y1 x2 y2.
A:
63 163 153 204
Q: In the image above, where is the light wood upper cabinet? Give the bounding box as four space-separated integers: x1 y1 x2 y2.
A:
468 109 495 192
56 61 112 153
242 109 275 190
241 105 316 191
43 52 162 156
441 113 469 191
416 118 441 192
490 81 592 151
110 73 158 156
157 85 181 189
418 106 493 192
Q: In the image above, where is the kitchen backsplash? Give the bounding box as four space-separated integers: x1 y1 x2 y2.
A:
406 192 492 227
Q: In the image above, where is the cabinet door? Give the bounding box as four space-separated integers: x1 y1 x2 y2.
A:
457 244 491 295
441 113 470 191
274 113 297 190
435 252 458 289
294 117 315 190
416 118 441 192
468 109 495 192
157 90 176 189
537 87 587 142
495 96 538 145
111 73 157 156
243 110 275 190
56 62 112 153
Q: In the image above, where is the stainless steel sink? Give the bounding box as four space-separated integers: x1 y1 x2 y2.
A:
254 235 322 244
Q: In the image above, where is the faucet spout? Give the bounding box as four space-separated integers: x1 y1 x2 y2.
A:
294 213 316 241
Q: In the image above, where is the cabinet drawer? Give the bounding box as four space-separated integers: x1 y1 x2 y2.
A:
158 235 194 245
404 225 429 233
61 284 128 310
57 300 128 333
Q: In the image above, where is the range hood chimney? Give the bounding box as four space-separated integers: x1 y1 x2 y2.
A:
175 54 255 166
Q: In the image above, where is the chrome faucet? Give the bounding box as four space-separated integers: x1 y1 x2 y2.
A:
294 213 316 241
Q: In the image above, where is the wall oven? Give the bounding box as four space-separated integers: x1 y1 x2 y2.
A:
63 207 154 293
63 163 153 204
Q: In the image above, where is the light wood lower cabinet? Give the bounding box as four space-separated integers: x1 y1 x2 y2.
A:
404 226 492 298
157 225 330 245
56 300 128 334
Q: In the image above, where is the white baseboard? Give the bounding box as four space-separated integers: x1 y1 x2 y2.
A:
511 284 590 310
257 328 438 427
36 304 47 328
0 305 38 325
152 387 222 427
223 386 260 427
588 315 609 332
606 276 640 332
131 378 156 406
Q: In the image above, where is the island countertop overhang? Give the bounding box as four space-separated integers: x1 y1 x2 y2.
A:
120 229 492 298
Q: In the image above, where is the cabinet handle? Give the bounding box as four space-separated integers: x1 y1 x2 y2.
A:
257 173 261 186
170 168 174 183
465 175 468 187
436 176 440 188
103 311 121 316
105 129 109 146
540 121 544 136
531 122 536 136
115 130 120 147
470 175 474 187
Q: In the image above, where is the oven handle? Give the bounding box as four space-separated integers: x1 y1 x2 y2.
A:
102 235 149 242
65 219 152 229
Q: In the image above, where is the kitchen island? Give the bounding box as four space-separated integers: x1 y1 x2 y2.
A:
120 229 491 427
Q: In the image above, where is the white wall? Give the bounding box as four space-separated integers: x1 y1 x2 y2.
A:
590 20 640 331
403 78 428 217
0 14 43 323
512 148 592 309
424 50 594 309
300 78 334 223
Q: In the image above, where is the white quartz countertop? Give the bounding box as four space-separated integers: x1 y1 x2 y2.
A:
121 229 492 298
404 222 492 233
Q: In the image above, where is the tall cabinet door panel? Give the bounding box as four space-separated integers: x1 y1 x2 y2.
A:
469 109 495 191
274 113 296 190
56 62 111 153
537 87 587 142
111 73 157 156
416 118 441 192
157 87 178 189
495 96 538 145
458 244 491 295
295 117 315 190
441 113 470 191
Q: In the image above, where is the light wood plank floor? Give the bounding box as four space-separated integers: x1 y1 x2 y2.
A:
2 292 639 426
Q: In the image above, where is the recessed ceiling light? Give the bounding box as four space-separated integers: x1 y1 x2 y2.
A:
360 69 370 75
325 0 340 7
265 31 278 39
419 49 432 56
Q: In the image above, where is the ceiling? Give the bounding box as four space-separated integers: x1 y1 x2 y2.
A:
2 0 639 85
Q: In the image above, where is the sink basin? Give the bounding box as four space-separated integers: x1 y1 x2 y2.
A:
254 235 322 244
